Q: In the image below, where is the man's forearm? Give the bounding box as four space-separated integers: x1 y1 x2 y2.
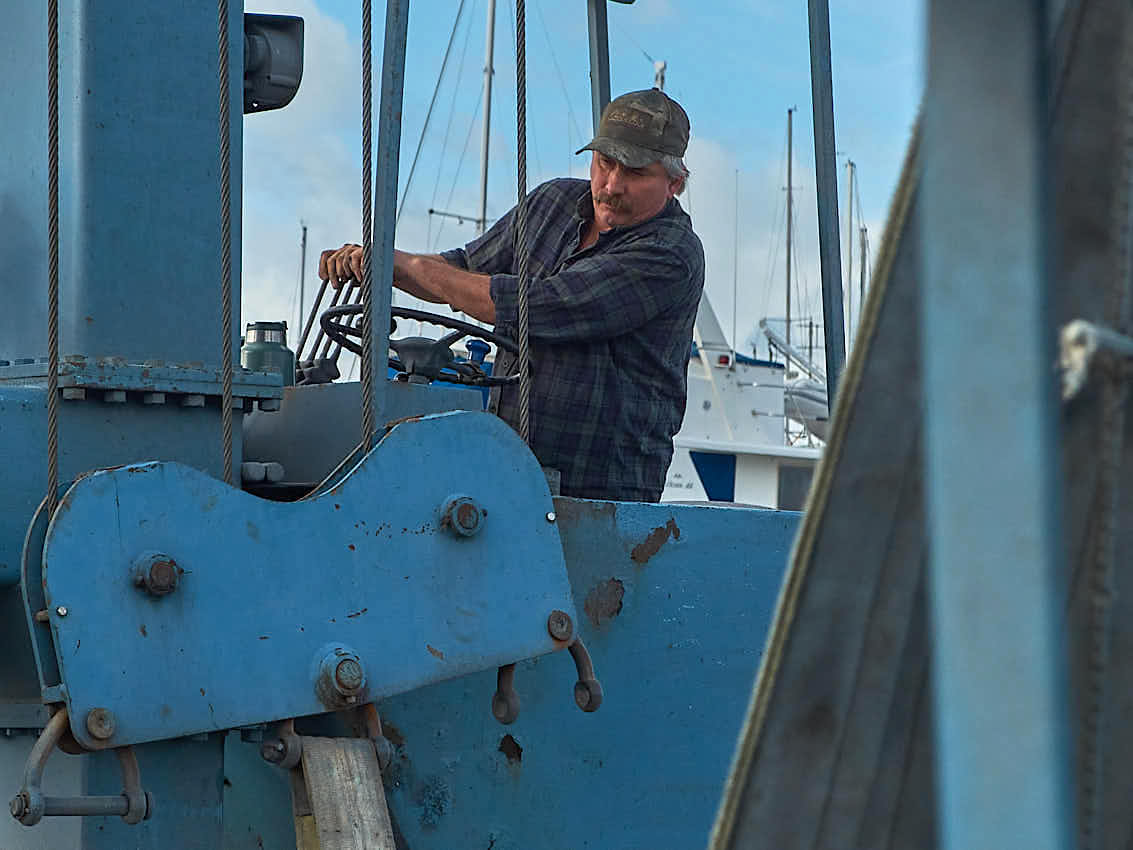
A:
394 251 496 323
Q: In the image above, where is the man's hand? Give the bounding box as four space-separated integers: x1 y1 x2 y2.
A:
318 243 363 288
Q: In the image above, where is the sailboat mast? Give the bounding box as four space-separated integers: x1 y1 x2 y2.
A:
785 107 794 364
859 225 867 326
298 221 307 327
477 0 497 236
845 159 854 341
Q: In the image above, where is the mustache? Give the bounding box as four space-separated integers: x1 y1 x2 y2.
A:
595 193 627 211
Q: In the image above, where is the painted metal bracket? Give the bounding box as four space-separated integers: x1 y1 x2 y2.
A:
0 358 283 410
27 411 578 750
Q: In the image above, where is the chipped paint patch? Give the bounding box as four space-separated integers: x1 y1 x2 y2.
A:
427 644 445 660
630 518 681 564
498 734 522 764
584 578 625 626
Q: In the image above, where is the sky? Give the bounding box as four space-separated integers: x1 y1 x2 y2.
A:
241 0 923 366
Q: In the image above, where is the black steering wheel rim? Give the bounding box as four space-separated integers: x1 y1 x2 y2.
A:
318 303 519 387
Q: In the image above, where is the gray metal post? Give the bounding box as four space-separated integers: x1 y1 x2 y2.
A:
368 0 410 436
806 0 846 403
921 1 1071 849
587 0 611 133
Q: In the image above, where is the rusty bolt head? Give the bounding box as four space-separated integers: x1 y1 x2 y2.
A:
334 657 364 694
260 739 286 764
547 610 574 642
442 496 482 538
133 553 179 597
85 708 116 741
10 791 28 819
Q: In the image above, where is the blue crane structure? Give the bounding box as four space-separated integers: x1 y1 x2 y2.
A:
0 2 797 847
4 0 1124 848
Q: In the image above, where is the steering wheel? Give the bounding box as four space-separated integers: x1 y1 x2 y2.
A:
319 304 520 388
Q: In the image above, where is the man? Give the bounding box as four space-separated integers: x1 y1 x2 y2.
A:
320 89 704 502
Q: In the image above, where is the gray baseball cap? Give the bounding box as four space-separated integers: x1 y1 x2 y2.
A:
576 89 690 169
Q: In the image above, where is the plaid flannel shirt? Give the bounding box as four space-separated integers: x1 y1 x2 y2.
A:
441 178 704 502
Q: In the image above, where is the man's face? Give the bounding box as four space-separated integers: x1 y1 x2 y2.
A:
589 152 682 232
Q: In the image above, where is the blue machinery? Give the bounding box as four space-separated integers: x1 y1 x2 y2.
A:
1 0 1120 848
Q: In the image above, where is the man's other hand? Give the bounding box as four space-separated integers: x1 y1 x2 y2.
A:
318 243 363 288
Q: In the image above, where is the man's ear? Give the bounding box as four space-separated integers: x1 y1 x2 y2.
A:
669 176 685 197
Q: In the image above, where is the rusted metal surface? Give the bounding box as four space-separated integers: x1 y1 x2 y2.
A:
498 734 523 764
630 518 681 565
85 708 115 741
583 578 625 627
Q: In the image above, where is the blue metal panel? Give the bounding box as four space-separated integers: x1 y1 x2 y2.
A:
38 411 576 750
375 499 798 848
0 1 243 364
922 2 1071 848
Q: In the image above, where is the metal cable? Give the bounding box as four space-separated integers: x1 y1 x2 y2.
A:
46 0 60 515
359 0 375 447
1080 13 1133 845
515 0 531 444
217 0 235 486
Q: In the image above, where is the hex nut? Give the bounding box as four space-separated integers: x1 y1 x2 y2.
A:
133 553 179 597
334 658 364 694
86 708 116 741
547 610 574 642
442 496 483 538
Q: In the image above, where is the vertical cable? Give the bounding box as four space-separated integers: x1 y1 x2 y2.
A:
46 0 61 514
515 0 531 444
217 0 235 485
360 0 376 446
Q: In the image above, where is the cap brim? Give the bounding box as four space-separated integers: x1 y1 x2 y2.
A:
575 137 660 169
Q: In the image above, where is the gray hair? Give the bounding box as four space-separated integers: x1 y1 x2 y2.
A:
660 154 690 195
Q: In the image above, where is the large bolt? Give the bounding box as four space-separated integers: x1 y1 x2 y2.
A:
547 610 574 643
86 708 116 741
334 657 364 694
10 791 28 819
260 739 286 764
442 496 483 538
133 553 179 597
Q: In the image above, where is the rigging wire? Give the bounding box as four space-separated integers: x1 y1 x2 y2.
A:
432 84 485 252
535 0 586 162
514 0 532 445
428 0 479 237
397 0 468 225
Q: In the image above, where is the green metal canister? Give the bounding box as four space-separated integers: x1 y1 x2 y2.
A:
240 321 295 386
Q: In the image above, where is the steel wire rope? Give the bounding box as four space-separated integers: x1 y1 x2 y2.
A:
217 0 236 485
397 0 468 226
47 0 60 513
359 0 375 446
1080 14 1133 846
514 0 531 444
504 0 543 181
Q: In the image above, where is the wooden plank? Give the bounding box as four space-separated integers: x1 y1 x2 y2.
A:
296 736 395 850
